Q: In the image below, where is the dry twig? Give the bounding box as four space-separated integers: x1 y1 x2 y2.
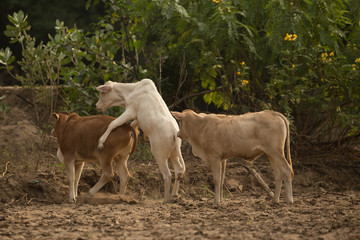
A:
2 161 10 177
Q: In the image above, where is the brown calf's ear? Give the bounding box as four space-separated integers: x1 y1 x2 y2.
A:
52 113 59 120
171 111 183 120
96 85 112 93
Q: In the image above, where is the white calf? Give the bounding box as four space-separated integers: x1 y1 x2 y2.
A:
96 79 185 203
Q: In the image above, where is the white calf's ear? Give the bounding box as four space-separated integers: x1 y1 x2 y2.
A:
96 85 112 93
171 111 183 120
52 113 59 120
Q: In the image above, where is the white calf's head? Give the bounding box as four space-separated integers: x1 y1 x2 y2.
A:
96 81 125 111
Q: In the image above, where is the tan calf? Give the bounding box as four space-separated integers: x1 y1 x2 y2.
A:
172 109 293 204
52 112 138 203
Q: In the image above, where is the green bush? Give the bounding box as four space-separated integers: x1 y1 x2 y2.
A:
1 0 360 146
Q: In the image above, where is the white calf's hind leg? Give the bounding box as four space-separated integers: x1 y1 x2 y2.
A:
114 155 130 195
151 143 172 203
169 142 185 198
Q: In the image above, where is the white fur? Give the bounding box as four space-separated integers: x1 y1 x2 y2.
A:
96 79 185 203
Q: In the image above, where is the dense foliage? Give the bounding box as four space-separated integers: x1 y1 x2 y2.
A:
1 0 360 146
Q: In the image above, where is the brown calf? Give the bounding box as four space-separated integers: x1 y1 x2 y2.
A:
52 112 137 203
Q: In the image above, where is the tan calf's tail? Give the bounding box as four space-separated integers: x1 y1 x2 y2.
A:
278 113 294 180
130 120 139 154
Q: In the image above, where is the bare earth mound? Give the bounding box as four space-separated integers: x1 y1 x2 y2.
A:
0 86 359 239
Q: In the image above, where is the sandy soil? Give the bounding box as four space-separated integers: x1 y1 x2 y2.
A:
0 86 360 239
1 189 360 240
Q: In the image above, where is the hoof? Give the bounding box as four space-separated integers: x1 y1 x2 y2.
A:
98 145 104 152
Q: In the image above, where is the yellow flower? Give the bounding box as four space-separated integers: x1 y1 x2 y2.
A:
284 33 297 41
330 52 334 56
292 64 295 69
355 58 360 63
241 61 245 65
284 33 291 41
241 80 249 85
237 71 241 75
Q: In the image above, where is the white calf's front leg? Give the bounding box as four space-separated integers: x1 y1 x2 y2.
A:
98 109 136 151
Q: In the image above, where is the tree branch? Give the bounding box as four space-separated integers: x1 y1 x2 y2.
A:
169 86 223 109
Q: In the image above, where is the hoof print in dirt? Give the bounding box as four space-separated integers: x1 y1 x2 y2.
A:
78 192 138 205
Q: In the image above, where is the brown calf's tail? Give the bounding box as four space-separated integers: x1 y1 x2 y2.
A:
130 120 139 154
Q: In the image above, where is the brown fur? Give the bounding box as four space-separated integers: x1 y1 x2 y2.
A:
52 112 138 203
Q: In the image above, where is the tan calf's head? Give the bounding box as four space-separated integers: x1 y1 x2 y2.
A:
96 81 125 112
171 109 197 140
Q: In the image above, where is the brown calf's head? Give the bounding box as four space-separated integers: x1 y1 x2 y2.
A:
52 112 77 139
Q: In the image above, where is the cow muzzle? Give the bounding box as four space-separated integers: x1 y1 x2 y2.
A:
176 131 184 139
95 104 105 112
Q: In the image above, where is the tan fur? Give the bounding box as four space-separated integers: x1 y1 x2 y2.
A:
172 109 294 204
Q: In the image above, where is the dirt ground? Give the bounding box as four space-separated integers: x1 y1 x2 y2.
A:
0 86 360 239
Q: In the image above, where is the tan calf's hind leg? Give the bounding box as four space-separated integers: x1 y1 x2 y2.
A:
267 154 282 203
268 152 293 204
114 155 130 195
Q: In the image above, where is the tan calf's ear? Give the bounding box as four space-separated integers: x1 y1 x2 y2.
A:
96 85 112 93
52 113 59 120
171 111 183 120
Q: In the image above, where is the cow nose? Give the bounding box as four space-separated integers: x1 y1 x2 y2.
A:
95 104 102 112
177 131 182 139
